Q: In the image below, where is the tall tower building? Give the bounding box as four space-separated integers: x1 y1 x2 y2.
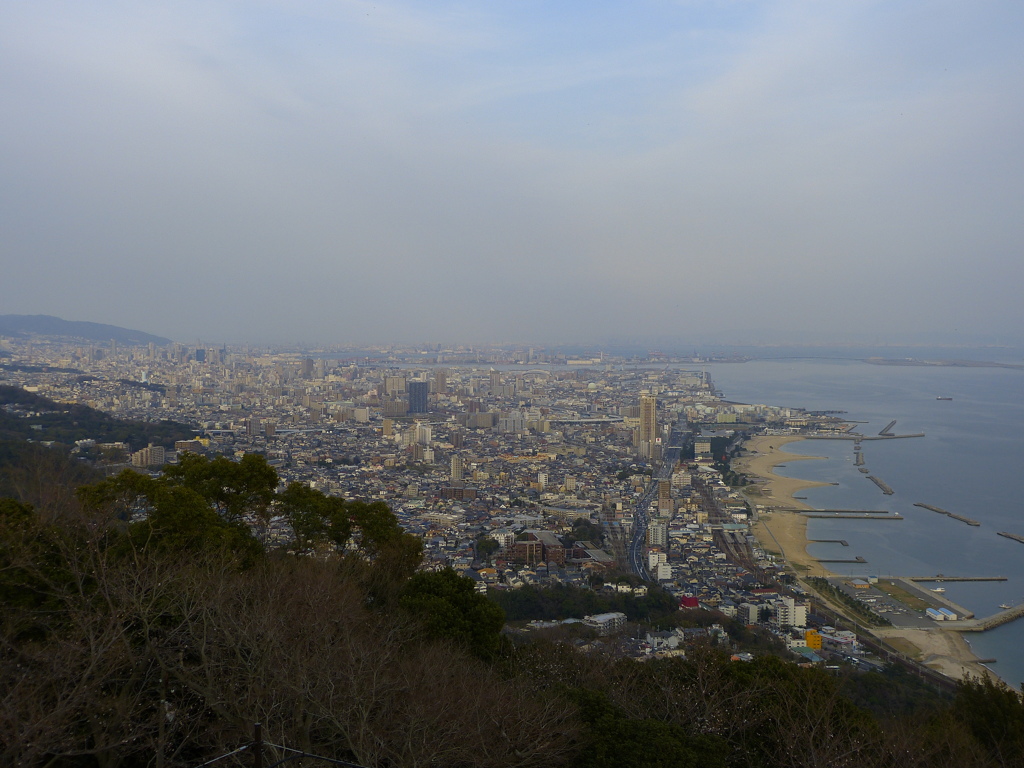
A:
434 368 448 394
639 394 657 445
408 381 429 414
489 369 501 392
450 455 464 483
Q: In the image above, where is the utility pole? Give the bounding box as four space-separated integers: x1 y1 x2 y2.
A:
254 723 263 768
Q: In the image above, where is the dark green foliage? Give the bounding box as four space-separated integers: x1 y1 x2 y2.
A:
278 481 352 550
807 576 892 627
0 438 101 511
76 467 264 566
571 517 604 543
953 676 1024 766
568 688 728 768
161 452 278 523
838 663 952 719
490 582 679 624
3 440 1024 768
476 535 500 562
0 385 193 447
400 568 506 659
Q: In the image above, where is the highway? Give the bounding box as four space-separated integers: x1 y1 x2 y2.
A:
627 423 685 581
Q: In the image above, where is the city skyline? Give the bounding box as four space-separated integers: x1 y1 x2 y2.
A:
2 1 1022 347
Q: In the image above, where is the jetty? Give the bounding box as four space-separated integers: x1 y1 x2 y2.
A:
945 603 1024 632
802 513 903 520
997 531 1024 545
914 503 980 527
816 556 867 564
805 433 925 441
867 475 894 495
809 539 849 546
879 420 898 436
777 508 902 520
895 578 975 619
908 576 1007 582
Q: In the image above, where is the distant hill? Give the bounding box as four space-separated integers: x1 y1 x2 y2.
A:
0 314 171 346
0 385 194 448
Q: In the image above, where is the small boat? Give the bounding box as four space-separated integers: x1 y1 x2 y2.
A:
936 396 953 401
1000 604 1012 610
932 587 946 593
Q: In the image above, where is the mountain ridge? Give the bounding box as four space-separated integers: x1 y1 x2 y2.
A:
0 314 171 346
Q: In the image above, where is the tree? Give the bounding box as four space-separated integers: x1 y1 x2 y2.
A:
161 452 278 526
477 535 500 563
952 676 1024 767
400 569 506 659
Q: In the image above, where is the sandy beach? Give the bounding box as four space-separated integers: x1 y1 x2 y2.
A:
732 435 834 576
872 627 994 681
734 434 994 682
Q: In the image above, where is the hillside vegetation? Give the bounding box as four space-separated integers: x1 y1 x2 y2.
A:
1 446 1022 767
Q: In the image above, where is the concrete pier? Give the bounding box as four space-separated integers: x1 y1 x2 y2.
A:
896 578 975 619
945 603 1024 632
867 475 894 495
914 502 981 527
908 576 1008 582
802 513 903 520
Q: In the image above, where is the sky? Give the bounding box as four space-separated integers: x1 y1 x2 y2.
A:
2 1 1022 347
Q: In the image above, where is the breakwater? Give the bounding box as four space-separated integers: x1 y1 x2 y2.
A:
908 576 1008 582
997 531 1024 544
805 433 925 441
879 419 897 436
802 513 903 520
867 475 894 495
945 603 1024 632
914 502 981 527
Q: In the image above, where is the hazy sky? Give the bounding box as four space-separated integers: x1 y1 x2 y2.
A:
2 1 1022 346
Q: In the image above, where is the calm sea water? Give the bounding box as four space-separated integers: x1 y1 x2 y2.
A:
703 358 1024 688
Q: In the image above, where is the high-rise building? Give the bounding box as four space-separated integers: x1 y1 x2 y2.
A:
385 376 407 395
450 455 464 482
646 522 668 547
434 368 448 394
489 370 501 392
657 479 673 516
408 381 429 414
416 422 432 445
639 395 657 444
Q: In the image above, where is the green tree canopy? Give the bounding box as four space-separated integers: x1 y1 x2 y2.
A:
400 569 506 660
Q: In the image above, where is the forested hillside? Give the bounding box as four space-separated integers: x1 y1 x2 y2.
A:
0 385 193 447
1 446 1023 767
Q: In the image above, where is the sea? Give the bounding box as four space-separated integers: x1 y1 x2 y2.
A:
701 354 1024 689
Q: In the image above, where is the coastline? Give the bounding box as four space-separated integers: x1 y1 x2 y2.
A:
734 434 995 682
732 435 834 577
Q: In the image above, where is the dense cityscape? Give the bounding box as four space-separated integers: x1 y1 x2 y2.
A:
1 333 862 661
